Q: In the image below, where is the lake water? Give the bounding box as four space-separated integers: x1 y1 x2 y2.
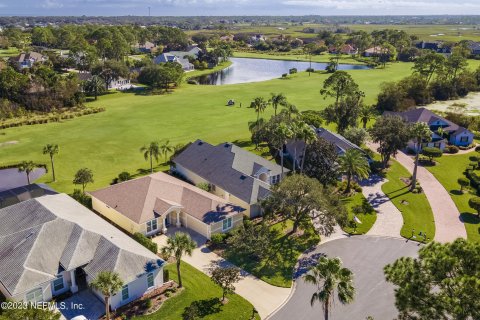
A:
0 167 46 191
192 57 370 85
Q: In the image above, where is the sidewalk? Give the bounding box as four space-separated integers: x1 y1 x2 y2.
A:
361 175 403 238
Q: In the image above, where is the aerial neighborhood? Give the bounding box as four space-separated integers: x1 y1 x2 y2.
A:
0 12 479 320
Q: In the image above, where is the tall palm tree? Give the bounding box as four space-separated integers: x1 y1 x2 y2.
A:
282 102 299 120
140 141 160 173
161 232 196 288
269 93 287 116
338 149 370 193
410 122 432 190
359 105 375 129
159 140 174 163
304 257 355 320
18 161 37 185
90 271 124 320
252 97 268 128
42 144 59 182
274 123 293 179
289 121 303 174
299 123 318 173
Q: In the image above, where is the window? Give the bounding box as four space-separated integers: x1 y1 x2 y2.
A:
460 136 469 143
26 288 43 303
146 219 158 233
147 272 154 288
121 285 129 301
53 275 64 292
222 217 232 231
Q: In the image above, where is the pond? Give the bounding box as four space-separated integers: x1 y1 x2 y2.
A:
0 167 46 192
192 57 371 85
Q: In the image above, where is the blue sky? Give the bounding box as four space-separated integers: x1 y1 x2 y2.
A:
1 0 480 16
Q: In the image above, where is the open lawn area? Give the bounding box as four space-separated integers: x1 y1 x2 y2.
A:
224 220 319 287
133 262 259 320
0 63 415 193
427 153 480 242
341 192 377 235
0 47 19 57
382 159 436 241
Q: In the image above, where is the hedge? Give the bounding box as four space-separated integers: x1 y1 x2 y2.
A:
133 232 158 254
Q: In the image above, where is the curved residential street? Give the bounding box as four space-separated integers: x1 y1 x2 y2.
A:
394 151 467 242
269 236 421 320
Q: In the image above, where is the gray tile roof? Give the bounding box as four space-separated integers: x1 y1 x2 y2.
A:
172 140 286 204
0 194 162 297
384 108 471 136
89 172 244 225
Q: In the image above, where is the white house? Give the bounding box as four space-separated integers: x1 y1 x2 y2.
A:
0 188 164 313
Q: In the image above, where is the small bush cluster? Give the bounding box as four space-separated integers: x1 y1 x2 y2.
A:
133 232 158 254
288 68 297 74
338 181 362 193
444 145 459 154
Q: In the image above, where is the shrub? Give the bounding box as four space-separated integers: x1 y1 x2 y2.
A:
145 298 153 309
281 73 288 78
133 232 158 253
196 182 210 191
468 197 480 217
71 189 92 208
163 269 170 282
210 233 226 246
422 147 443 163
289 68 297 74
445 145 459 154
187 79 198 85
306 67 314 73
476 145 480 152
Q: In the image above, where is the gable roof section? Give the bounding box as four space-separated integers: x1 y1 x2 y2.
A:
0 194 162 297
89 171 244 225
173 140 286 204
384 108 470 135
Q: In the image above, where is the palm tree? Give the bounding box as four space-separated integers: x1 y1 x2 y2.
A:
159 140 174 163
269 93 287 116
18 161 37 185
410 122 432 190
90 271 124 320
84 75 105 100
359 105 375 129
299 123 318 173
140 141 160 173
274 123 293 179
252 97 268 128
161 232 196 288
338 149 370 193
289 121 303 173
42 144 59 182
282 102 299 120
304 257 355 320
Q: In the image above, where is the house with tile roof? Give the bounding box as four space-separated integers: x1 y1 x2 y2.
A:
89 171 245 239
171 140 288 218
0 192 164 311
384 108 474 151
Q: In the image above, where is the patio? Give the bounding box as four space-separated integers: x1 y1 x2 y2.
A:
58 290 105 320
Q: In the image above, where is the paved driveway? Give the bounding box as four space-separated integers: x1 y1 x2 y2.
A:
58 290 105 320
269 236 420 320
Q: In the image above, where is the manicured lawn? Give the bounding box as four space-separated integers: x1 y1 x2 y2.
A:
225 220 319 287
133 262 259 320
341 192 377 235
381 159 436 241
0 47 19 57
0 63 414 193
427 153 480 242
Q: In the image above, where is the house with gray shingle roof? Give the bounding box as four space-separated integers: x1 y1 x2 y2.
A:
153 53 194 71
171 140 288 218
89 171 245 240
384 108 474 151
9 51 47 69
0 192 164 311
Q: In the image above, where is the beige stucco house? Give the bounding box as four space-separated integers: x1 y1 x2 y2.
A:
89 172 245 239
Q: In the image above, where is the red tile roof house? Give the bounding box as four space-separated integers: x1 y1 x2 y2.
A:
384 108 474 152
329 44 358 55
89 172 245 240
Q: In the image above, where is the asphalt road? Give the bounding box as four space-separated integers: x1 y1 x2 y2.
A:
270 236 421 320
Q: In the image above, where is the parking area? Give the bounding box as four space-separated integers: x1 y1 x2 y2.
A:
58 290 105 320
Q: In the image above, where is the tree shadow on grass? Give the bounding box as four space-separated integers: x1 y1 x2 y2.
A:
461 212 480 225
450 190 464 196
182 298 222 319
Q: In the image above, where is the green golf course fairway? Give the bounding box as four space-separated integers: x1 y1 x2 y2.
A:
0 62 455 193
